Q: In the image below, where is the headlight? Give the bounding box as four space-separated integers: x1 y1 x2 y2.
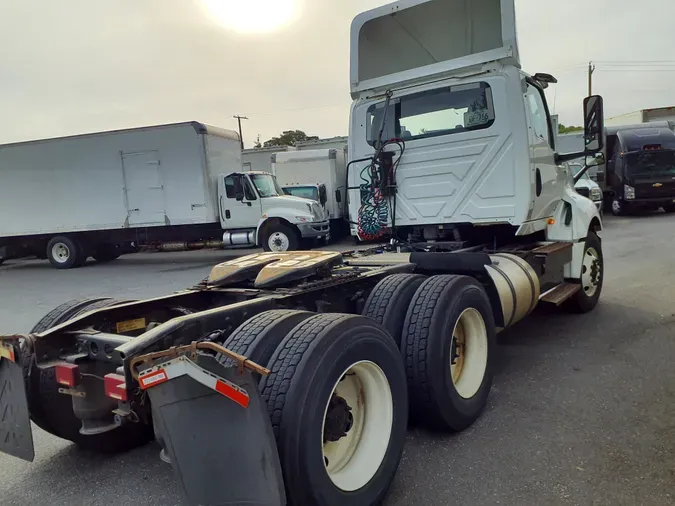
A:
590 188 602 200
624 185 636 200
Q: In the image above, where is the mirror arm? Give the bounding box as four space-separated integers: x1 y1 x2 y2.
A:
573 163 592 184
555 151 587 164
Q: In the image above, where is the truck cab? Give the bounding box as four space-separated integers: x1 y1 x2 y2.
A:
217 171 330 251
605 125 675 215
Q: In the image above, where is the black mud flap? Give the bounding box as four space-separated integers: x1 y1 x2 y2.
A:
0 357 35 461
145 354 286 506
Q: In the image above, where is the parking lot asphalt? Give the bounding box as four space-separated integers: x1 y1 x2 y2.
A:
1 215 674 506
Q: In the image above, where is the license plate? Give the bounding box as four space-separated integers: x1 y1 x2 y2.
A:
0 357 35 461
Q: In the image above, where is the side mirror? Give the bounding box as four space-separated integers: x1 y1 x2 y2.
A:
233 176 245 201
319 185 328 207
583 95 605 152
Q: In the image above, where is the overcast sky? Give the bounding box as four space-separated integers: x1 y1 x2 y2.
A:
1 0 674 147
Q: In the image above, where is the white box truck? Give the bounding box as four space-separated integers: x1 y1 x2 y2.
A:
0 122 329 269
272 148 348 237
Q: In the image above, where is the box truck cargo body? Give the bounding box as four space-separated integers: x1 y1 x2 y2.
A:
0 121 329 268
272 148 348 236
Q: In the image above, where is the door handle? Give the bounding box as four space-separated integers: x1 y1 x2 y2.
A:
130 208 140 212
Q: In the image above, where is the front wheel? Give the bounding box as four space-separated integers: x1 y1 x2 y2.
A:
262 224 300 252
611 198 628 216
566 232 603 313
260 314 407 506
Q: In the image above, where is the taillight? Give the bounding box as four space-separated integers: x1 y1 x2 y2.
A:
104 373 128 401
55 364 79 387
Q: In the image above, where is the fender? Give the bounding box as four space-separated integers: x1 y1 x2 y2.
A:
254 209 310 245
546 185 602 279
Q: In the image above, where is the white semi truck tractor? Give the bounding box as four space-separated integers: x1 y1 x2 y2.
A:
0 1 607 506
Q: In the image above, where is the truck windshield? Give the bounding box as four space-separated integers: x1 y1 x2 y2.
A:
283 186 319 201
625 151 675 177
570 164 590 181
250 174 283 197
367 82 494 145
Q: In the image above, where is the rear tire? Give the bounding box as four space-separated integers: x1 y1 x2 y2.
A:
219 309 314 376
46 236 85 269
26 298 153 452
401 275 496 432
260 314 408 506
92 243 121 263
362 273 427 347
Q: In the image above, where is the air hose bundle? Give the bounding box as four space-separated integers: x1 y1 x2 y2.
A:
356 140 405 240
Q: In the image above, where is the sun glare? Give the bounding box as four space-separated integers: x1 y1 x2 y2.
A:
200 0 300 34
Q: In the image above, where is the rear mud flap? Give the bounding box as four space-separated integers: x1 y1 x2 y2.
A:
0 357 35 461
145 354 286 506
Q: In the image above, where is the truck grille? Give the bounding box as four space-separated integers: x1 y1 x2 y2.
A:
576 188 590 199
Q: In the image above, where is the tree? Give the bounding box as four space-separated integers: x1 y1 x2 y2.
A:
263 130 319 147
253 134 262 149
559 123 583 134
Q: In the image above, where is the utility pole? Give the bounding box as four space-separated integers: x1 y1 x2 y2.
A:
233 115 248 150
587 61 596 97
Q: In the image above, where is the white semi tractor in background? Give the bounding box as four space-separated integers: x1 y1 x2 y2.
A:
0 122 328 268
272 147 349 238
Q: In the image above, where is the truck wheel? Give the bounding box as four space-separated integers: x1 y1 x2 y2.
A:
46 236 85 269
262 224 299 252
566 232 603 313
401 275 495 432
611 198 628 216
219 309 314 376
260 314 407 506
26 298 153 452
92 243 121 263
362 273 427 347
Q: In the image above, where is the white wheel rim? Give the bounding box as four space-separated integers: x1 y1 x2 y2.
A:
268 232 290 252
52 243 71 264
321 361 393 492
449 308 488 399
581 246 601 297
612 200 621 214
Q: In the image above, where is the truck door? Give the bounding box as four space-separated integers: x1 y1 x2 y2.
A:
219 174 262 229
524 82 560 221
122 151 166 226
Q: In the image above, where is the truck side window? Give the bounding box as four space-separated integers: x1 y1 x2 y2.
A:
224 176 236 199
525 84 553 148
243 178 257 201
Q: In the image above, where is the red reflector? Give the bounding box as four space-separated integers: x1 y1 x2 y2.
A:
55 364 79 387
215 379 250 408
104 373 128 401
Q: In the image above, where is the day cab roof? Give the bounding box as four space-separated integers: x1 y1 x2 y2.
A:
349 0 519 98
616 125 675 153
